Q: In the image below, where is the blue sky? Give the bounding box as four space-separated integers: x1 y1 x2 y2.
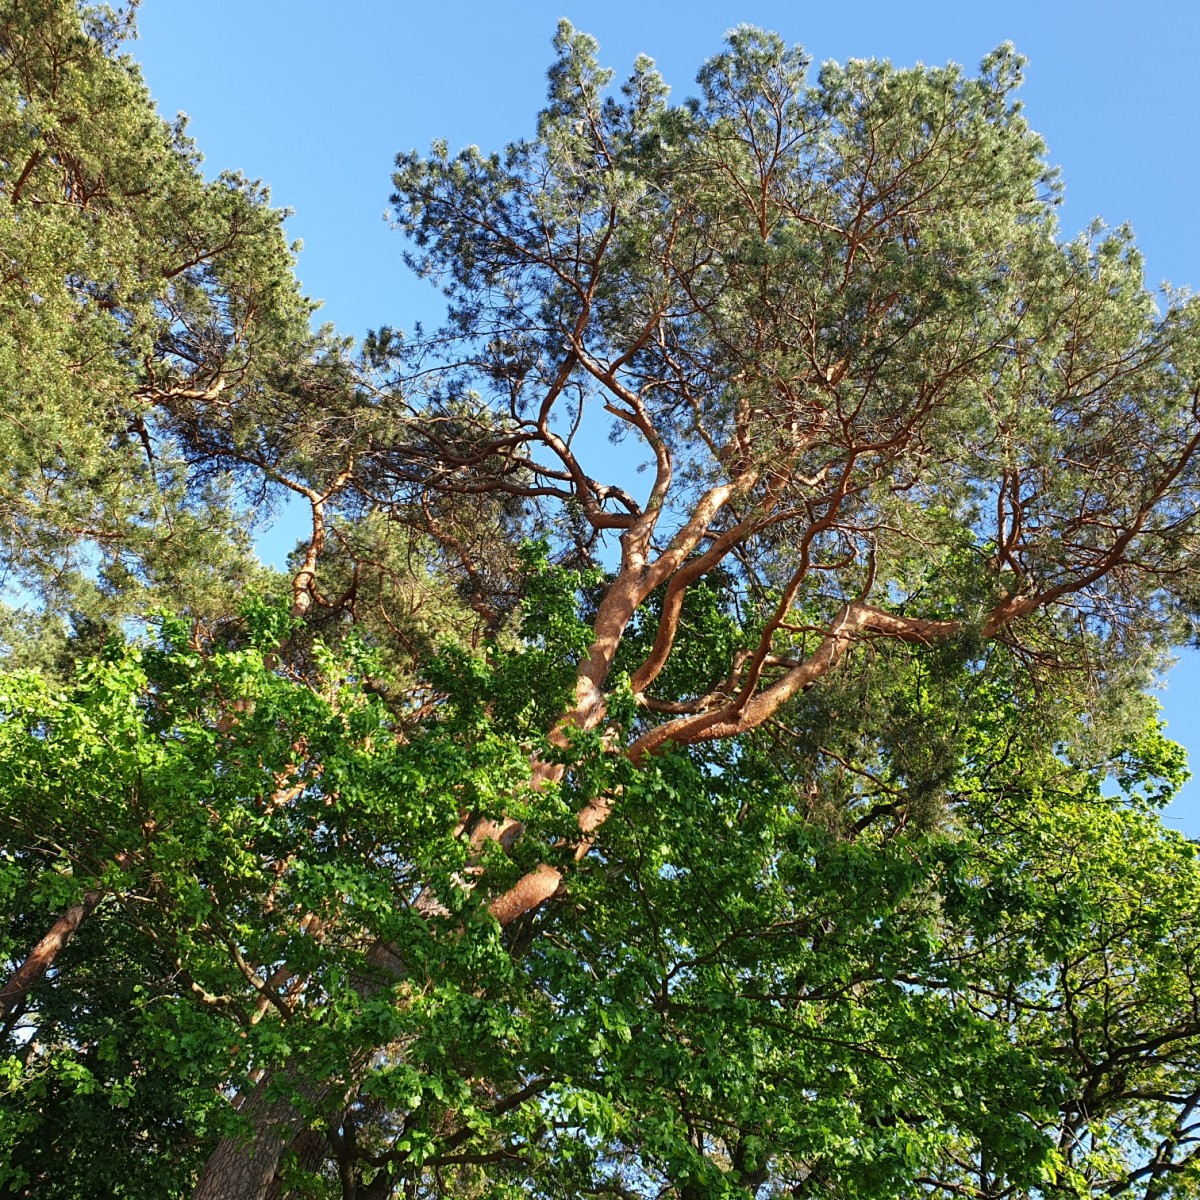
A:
131 1 1200 829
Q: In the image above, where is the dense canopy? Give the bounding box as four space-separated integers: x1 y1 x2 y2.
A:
3 6 1200 1200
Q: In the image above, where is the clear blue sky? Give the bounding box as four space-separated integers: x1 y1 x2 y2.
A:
131 1 1200 830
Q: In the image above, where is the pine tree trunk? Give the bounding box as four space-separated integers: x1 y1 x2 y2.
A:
191 1072 324 1200
190 939 412 1200
190 769 571 1196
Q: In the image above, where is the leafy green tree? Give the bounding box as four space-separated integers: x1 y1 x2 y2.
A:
0 608 497 1196
5 592 1198 1200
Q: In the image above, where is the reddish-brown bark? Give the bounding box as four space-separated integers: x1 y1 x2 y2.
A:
0 889 104 1027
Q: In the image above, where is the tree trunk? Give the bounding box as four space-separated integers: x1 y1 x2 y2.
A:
192 938 411 1200
192 1071 326 1200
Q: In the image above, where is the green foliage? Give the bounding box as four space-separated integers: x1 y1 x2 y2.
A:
0 617 478 1194
5 11 1200 1200
0 0 318 641
3 572 1200 1198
